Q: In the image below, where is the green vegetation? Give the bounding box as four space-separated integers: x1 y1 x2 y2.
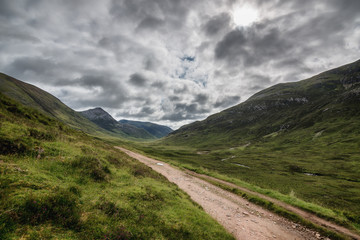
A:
129 60 360 234
0 73 161 141
196 175 346 240
0 93 234 240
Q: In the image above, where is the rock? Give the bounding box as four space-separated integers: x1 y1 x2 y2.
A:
242 211 250 216
315 233 321 239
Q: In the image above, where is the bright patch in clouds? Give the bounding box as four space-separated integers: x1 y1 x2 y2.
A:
232 5 259 27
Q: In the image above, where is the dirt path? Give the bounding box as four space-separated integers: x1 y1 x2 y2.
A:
187 171 360 240
116 147 330 240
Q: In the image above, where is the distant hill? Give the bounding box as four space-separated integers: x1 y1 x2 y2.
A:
119 119 173 138
80 108 155 139
167 59 360 147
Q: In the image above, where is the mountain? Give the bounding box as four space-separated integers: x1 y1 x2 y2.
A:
0 73 112 137
166 59 360 147
0 73 152 140
119 119 173 138
79 108 155 139
141 59 360 226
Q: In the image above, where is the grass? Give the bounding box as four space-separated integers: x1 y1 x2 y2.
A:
128 132 360 235
197 176 347 240
0 93 234 240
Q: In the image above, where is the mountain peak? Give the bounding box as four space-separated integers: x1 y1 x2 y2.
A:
79 107 115 122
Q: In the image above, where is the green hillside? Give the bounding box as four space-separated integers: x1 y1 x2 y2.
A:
134 59 360 231
0 73 155 140
119 119 173 138
167 59 360 147
0 92 233 239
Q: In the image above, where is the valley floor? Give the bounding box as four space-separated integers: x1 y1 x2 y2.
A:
116 147 336 240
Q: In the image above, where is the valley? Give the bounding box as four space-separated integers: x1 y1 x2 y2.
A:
1 59 360 239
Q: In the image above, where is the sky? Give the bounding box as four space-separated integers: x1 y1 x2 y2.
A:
1 0 359 129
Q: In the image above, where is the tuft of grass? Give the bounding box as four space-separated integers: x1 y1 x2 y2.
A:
71 156 111 182
17 188 81 228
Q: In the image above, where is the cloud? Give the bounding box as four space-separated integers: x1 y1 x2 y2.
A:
203 12 231 36
129 73 147 87
215 26 292 68
214 96 241 108
137 16 164 31
194 93 209 105
0 0 359 129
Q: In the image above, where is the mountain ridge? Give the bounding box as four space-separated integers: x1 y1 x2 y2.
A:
168 59 360 146
79 107 155 139
119 119 173 138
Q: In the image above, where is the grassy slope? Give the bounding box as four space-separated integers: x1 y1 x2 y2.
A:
0 73 141 140
0 93 233 240
131 60 360 232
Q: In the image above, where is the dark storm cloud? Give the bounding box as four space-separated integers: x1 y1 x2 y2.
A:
129 73 147 86
137 16 164 31
169 95 181 102
162 101 210 121
0 23 40 43
249 74 271 85
144 56 161 71
151 81 166 89
215 26 292 68
116 106 156 119
110 0 193 30
203 12 231 36
194 93 209 105
5 57 57 76
214 96 241 108
56 74 128 109
0 0 20 19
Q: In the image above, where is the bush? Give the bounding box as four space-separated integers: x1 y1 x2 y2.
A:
344 212 360 224
103 226 132 240
28 128 55 141
130 163 162 180
18 189 81 228
71 156 111 181
0 136 30 155
106 155 129 168
0 213 16 240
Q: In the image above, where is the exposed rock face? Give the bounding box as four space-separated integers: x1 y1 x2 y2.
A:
80 107 115 122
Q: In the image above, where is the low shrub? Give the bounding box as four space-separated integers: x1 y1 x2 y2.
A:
0 136 30 155
28 128 55 141
71 156 110 181
106 155 129 168
102 226 132 240
130 163 162 180
17 189 81 229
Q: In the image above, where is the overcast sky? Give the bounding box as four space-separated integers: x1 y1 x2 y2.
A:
1 0 359 129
